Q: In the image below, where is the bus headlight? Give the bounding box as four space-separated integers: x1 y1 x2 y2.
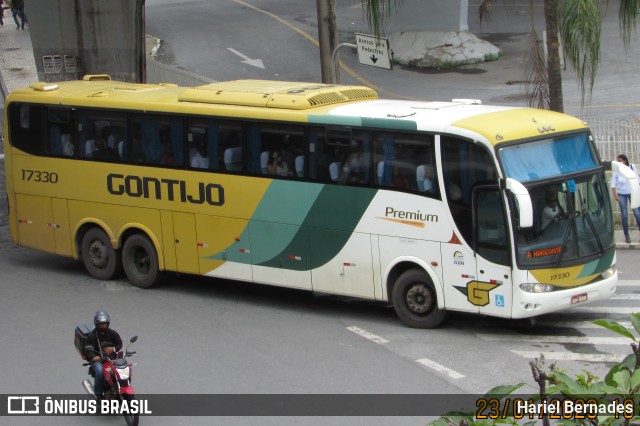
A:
600 266 616 280
519 283 554 293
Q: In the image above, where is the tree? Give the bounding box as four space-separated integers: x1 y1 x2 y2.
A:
361 0 640 113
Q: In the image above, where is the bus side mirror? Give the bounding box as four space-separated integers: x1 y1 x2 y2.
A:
611 161 640 209
504 178 533 228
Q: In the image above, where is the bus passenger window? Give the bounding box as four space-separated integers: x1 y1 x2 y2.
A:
246 124 303 177
77 110 127 162
131 115 184 167
373 132 435 194
45 107 74 157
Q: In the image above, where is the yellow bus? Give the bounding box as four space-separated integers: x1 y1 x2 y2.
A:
4 76 634 328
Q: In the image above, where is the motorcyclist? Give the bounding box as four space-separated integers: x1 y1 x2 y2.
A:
83 310 123 400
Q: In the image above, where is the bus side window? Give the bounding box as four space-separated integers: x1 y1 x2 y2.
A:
217 122 243 172
8 104 45 156
247 124 303 177
46 107 74 157
187 120 214 170
373 132 434 194
131 115 184 166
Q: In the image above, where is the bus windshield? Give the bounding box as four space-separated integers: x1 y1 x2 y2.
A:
499 134 614 267
500 133 599 182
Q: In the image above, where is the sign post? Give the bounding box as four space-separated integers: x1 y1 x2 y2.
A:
355 33 392 70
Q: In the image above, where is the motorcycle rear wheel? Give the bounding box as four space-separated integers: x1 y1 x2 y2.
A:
122 394 139 426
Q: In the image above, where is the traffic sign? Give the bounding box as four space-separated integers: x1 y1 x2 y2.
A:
355 33 392 70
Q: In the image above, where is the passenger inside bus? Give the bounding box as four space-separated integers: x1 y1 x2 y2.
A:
84 123 96 158
161 141 175 165
62 134 74 157
340 145 367 184
93 136 120 162
392 165 410 189
416 164 434 193
190 141 209 169
268 151 291 176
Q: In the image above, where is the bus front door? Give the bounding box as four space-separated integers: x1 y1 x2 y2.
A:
473 187 513 318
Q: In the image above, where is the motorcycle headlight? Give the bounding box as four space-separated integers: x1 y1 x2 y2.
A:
519 283 554 293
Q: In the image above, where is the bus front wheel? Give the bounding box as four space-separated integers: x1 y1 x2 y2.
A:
391 269 446 329
122 234 162 289
81 228 122 280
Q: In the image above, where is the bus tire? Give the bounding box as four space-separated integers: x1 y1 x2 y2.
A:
391 268 446 329
81 227 122 281
122 233 162 289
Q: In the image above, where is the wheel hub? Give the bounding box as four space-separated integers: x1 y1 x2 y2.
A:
89 241 107 268
406 284 432 314
133 249 150 273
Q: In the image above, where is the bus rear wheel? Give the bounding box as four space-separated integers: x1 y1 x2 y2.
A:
122 233 162 289
81 228 122 280
391 269 446 329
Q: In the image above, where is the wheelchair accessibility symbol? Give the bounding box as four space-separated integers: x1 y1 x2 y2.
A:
495 295 505 308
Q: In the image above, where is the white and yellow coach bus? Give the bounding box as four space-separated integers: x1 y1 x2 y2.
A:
3 75 628 328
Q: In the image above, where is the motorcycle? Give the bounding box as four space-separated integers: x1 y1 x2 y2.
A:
81 336 139 426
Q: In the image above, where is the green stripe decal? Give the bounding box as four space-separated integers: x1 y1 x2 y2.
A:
206 181 321 265
205 182 376 271
576 250 615 278
257 184 376 270
361 117 417 131
308 115 417 131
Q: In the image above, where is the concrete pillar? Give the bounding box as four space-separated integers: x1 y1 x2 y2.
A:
27 0 145 83
385 0 468 33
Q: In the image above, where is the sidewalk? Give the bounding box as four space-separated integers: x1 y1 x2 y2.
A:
0 16 38 97
0 15 637 249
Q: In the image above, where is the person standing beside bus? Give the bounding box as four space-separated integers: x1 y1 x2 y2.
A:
10 0 26 30
611 153 640 243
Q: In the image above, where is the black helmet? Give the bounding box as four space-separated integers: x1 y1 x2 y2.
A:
94 310 110 326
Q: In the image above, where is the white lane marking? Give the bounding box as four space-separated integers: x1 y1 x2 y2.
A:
477 333 631 345
616 280 640 286
512 350 625 363
346 326 389 344
415 358 465 379
611 294 640 300
538 320 632 329
568 306 640 315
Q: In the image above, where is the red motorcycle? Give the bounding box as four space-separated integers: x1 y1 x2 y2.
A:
78 332 140 426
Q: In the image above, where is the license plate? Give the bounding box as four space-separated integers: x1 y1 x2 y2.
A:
571 293 588 304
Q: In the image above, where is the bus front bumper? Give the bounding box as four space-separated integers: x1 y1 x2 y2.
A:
511 273 617 319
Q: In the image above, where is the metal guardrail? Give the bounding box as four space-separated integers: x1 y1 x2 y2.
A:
589 118 640 164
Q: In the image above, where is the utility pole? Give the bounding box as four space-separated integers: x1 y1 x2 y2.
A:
316 0 339 83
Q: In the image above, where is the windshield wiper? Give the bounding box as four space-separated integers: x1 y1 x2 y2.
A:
554 185 577 267
577 188 604 254
554 212 574 267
